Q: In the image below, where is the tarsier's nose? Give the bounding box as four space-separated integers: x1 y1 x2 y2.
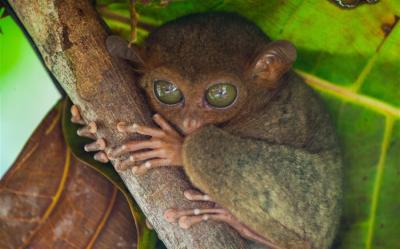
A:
182 118 203 135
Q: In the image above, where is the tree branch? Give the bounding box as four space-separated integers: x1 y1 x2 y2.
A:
7 0 248 248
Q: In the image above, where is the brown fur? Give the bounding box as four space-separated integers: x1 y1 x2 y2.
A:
134 13 295 135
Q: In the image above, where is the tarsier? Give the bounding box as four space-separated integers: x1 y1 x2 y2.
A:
71 13 343 249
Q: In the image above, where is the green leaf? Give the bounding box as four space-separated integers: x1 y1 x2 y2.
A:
61 99 158 249
95 1 400 248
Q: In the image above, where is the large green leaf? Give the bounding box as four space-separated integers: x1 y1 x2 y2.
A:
94 1 400 248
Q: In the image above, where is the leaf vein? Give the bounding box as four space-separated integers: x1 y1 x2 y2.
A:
17 147 71 249
297 70 400 119
365 117 394 249
85 187 118 249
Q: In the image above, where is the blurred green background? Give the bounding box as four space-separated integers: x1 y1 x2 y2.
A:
0 15 61 177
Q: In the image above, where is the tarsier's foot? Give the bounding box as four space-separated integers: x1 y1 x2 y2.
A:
70 105 109 163
165 189 276 248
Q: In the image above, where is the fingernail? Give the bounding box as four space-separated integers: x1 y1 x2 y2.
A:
94 152 109 163
84 139 105 152
77 126 88 136
84 143 94 152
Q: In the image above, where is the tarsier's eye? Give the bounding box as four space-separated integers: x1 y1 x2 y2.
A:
206 83 237 108
154 80 183 105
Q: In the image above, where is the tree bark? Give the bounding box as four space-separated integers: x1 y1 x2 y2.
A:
7 0 248 248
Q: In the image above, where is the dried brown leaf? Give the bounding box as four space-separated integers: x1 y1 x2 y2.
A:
0 103 137 249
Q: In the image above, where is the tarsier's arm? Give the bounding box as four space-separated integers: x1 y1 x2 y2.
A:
182 126 342 249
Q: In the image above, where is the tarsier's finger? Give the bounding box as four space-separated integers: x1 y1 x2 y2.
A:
178 213 229 229
178 215 210 229
84 138 106 152
238 227 279 249
109 140 161 159
164 208 225 223
117 122 165 138
70 105 86 125
93 151 109 163
131 158 171 176
184 189 212 202
177 211 278 248
209 216 280 249
152 114 180 136
164 209 188 223
130 149 164 162
77 122 97 139
116 122 137 133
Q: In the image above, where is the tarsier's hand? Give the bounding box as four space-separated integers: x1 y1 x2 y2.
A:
70 105 109 163
109 113 184 175
71 104 183 175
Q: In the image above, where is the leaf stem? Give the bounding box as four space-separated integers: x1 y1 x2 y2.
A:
297 70 400 119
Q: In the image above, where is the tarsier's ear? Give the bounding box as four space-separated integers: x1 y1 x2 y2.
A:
106 35 145 67
251 40 296 87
